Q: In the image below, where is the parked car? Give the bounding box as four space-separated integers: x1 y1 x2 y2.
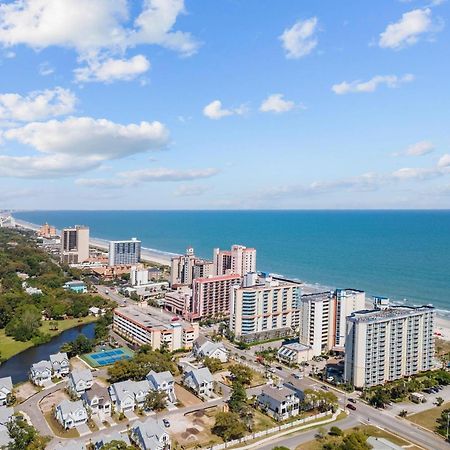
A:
276 366 283 371
321 385 329 390
293 373 303 379
347 403 357 411
348 398 356 403
163 419 170 428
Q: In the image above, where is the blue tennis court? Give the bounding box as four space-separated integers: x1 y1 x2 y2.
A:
82 347 134 367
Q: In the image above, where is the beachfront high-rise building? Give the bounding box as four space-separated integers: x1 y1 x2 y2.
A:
108 238 141 266
170 248 213 287
61 225 89 264
334 289 366 349
37 223 57 238
192 274 241 320
344 305 435 388
213 245 256 277
230 275 301 343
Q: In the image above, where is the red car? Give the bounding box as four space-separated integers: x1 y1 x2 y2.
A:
347 403 357 411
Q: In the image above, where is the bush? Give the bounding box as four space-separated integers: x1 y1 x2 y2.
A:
329 426 343 436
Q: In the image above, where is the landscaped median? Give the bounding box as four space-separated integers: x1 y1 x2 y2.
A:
207 408 343 450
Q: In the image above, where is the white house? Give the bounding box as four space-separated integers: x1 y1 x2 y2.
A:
109 380 150 413
183 367 214 399
192 336 228 363
29 360 53 386
0 377 13 406
130 418 171 450
0 407 14 449
68 369 93 397
55 399 88 429
82 382 111 420
146 370 176 403
257 385 300 421
50 352 70 377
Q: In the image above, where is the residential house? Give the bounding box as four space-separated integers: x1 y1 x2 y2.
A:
55 399 88 429
94 430 131 449
183 367 214 399
130 418 171 450
29 360 53 386
146 370 176 403
50 352 70 377
63 281 87 293
82 383 111 419
192 336 228 363
0 407 14 449
68 369 93 397
109 380 150 413
0 377 13 406
283 375 305 402
257 385 300 421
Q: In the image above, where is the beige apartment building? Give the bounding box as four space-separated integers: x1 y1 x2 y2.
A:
213 244 256 276
344 305 435 388
113 305 199 351
170 247 213 287
230 276 301 342
60 225 89 264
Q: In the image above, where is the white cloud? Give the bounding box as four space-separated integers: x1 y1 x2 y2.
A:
438 154 450 168
0 87 76 121
74 54 150 83
0 116 169 178
391 167 437 180
38 61 54 76
332 74 414 94
77 167 219 188
379 8 438 49
279 17 318 59
259 93 295 113
203 100 246 120
403 140 435 156
174 184 209 197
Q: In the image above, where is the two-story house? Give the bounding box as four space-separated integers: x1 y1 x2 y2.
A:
109 380 150 413
29 360 53 386
130 418 171 450
183 367 214 399
257 385 300 421
146 370 176 404
81 382 111 420
54 399 88 429
0 377 13 406
50 352 70 377
67 369 93 397
192 336 228 363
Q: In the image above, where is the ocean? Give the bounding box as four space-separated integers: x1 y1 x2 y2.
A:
13 210 450 315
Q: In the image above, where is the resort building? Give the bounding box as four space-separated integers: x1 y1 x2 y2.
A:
37 222 57 238
130 418 171 450
257 385 300 421
109 238 141 266
61 225 89 264
344 305 435 388
170 247 213 287
230 275 301 343
113 305 199 351
277 342 313 365
0 377 12 406
55 400 88 430
131 265 150 286
163 288 193 319
192 273 241 320
213 244 256 276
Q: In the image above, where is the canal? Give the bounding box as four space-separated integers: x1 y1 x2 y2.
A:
0 322 95 384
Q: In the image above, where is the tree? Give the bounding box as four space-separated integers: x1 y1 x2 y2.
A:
329 426 343 436
229 364 253 386
228 381 247 413
272 447 290 450
315 427 327 440
212 412 246 441
203 356 223 373
339 430 371 450
144 390 167 411
5 304 41 341
399 409 408 418
7 418 50 450
436 397 445 407
368 388 389 408
436 408 450 439
62 334 94 357
101 440 135 450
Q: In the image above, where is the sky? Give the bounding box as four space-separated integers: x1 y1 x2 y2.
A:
0 0 449 210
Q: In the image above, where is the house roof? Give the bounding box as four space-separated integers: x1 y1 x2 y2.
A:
110 380 150 403
57 399 86 418
0 406 13 425
147 370 174 387
133 418 166 447
260 385 296 403
0 377 12 393
187 367 213 385
95 430 131 447
70 369 93 385
283 375 305 393
84 383 110 403
50 352 68 364
31 360 52 372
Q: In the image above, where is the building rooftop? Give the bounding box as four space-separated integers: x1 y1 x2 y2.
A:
115 305 194 330
260 385 296 402
301 291 333 301
348 305 435 323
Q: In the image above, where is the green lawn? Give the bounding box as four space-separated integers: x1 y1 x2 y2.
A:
408 402 450 432
44 412 79 438
0 316 97 360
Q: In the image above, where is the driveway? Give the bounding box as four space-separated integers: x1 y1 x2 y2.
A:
75 423 90 436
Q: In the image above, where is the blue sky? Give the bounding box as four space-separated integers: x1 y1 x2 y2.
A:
0 0 449 209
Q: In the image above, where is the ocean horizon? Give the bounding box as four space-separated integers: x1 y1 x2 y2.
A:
13 210 450 315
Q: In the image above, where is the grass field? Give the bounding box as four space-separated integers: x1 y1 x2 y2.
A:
44 412 79 438
0 316 97 360
408 402 450 432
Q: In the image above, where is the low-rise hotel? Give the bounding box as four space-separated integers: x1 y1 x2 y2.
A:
344 305 435 388
113 305 199 351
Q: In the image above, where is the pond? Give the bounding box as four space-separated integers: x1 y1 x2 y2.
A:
0 322 95 384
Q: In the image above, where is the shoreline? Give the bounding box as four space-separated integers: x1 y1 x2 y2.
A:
10 215 450 341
